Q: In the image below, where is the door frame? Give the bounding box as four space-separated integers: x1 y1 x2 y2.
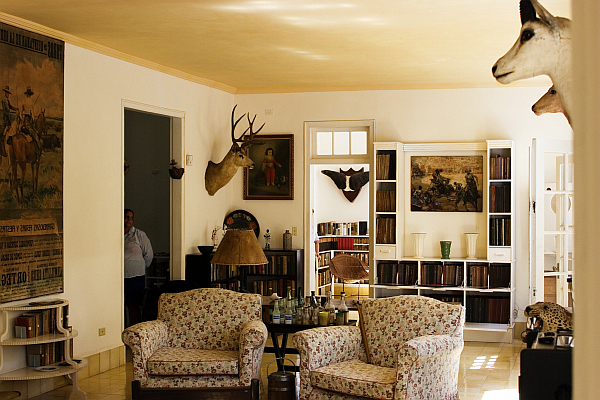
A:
121 99 186 280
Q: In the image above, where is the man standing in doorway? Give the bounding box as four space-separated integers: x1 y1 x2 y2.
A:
124 209 153 327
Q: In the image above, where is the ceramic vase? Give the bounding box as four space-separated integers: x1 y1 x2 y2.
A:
440 240 452 259
412 233 426 259
465 233 479 260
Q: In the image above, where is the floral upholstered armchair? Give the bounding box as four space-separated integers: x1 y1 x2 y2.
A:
292 295 465 400
122 288 267 400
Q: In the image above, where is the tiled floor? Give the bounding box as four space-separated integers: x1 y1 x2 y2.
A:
29 340 525 400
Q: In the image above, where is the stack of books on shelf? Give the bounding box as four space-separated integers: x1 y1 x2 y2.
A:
466 296 510 324
376 153 391 180
489 217 511 246
247 255 296 276
318 236 369 251
26 342 72 367
420 262 464 287
376 217 396 244
210 264 240 281
210 281 240 291
376 190 396 212
468 263 511 288
250 279 296 298
489 185 511 213
317 269 332 287
14 307 68 339
376 262 418 286
490 154 510 180
317 221 367 236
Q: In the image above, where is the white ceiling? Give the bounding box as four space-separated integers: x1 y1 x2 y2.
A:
1 0 571 94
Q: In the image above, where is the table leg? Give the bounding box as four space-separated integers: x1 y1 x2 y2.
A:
270 332 290 371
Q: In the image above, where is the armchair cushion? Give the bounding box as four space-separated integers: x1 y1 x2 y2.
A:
147 348 239 375
311 359 395 400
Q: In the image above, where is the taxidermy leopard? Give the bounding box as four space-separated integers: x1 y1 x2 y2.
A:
524 302 573 332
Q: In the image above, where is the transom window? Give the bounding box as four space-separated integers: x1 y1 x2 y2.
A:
313 129 368 157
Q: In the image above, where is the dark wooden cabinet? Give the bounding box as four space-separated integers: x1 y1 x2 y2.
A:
185 249 303 296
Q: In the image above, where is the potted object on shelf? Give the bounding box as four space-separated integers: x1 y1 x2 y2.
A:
412 232 426 259
465 233 479 260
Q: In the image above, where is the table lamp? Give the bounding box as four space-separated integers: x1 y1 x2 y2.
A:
211 229 268 292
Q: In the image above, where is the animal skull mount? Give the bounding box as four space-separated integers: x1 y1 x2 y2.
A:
321 168 369 203
205 105 265 196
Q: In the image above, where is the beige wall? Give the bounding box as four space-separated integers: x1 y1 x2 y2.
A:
58 43 235 359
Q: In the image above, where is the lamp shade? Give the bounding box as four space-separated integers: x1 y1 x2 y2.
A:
211 229 268 265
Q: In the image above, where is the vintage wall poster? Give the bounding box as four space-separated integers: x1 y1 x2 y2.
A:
0 22 64 303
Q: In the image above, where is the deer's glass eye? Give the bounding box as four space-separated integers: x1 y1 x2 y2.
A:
550 90 557 95
521 29 534 43
238 154 244 158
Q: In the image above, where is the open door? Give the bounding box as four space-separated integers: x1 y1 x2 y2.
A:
530 138 574 308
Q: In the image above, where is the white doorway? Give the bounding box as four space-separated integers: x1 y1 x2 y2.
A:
122 100 185 322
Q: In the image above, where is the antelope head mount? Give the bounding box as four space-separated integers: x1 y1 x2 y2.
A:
205 105 265 196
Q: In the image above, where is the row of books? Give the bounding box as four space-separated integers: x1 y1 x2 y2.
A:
490 155 511 180
15 306 68 339
489 185 511 213
376 217 396 244
376 190 396 212
250 279 297 298
466 296 510 324
317 270 332 287
376 153 394 180
420 262 465 287
377 262 419 286
318 236 369 252
489 217 511 246
316 221 368 237
246 255 296 276
26 342 72 367
210 264 240 282
468 264 511 288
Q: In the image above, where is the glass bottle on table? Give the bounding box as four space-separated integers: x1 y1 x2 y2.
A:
272 299 280 324
284 299 293 324
338 291 349 325
324 290 335 325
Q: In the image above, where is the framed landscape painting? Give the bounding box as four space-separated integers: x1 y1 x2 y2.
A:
410 155 483 212
243 134 294 200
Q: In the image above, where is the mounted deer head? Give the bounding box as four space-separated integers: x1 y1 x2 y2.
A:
205 105 265 196
532 85 570 123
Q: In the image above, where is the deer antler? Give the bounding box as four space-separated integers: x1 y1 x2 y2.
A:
241 112 265 150
231 104 249 145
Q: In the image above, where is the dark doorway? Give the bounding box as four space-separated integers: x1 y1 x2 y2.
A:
124 109 171 290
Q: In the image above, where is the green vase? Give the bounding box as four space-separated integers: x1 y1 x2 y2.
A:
440 240 452 259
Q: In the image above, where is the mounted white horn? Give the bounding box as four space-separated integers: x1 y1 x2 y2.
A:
531 0 559 30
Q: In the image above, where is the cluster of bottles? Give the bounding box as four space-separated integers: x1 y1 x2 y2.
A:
271 287 349 326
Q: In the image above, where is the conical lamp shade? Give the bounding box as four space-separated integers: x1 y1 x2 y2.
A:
211 229 268 265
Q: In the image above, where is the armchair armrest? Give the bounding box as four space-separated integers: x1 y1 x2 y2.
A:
395 334 463 400
293 326 366 400
122 320 169 383
238 320 268 385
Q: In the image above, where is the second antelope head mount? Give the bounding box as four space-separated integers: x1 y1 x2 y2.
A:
205 105 265 196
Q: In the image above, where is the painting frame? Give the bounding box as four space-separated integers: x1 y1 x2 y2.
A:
243 134 294 200
410 155 483 212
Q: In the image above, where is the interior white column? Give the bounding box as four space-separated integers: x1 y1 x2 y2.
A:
572 0 600 399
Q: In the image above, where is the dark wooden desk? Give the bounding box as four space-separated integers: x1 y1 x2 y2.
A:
265 321 356 372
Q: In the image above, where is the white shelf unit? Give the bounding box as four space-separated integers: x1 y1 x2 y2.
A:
0 299 87 398
370 141 516 342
